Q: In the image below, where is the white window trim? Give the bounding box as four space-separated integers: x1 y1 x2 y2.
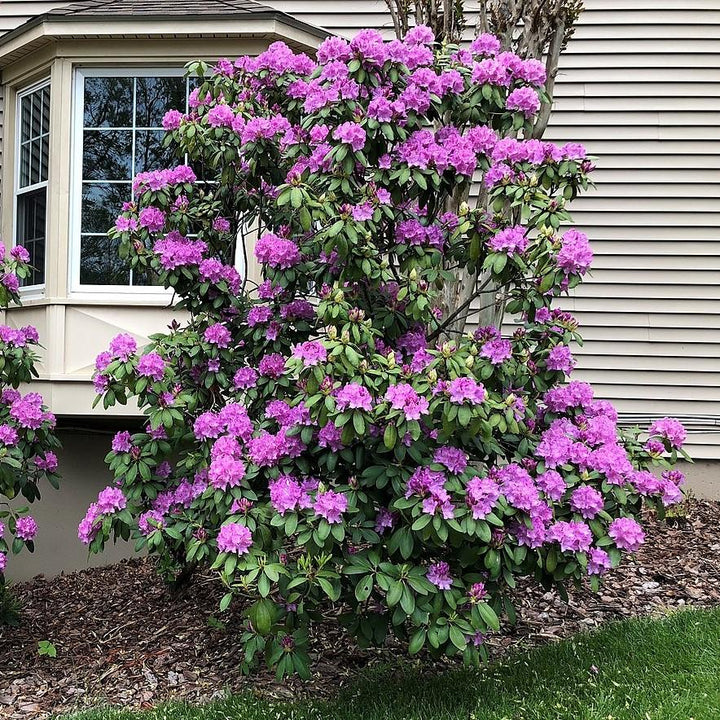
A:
69 66 189 298
14 77 51 298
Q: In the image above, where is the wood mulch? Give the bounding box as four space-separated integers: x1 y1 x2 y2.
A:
1 498 719 719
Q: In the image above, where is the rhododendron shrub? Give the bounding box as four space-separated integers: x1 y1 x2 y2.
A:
0 249 60 580
83 29 689 676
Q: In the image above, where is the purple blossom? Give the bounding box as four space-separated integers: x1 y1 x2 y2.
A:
15 516 38 541
335 383 373 412
427 561 452 590
548 520 593 553
318 423 344 452
333 121 366 151
137 352 166 381
111 430 133 453
204 324 232 348
447 377 486 405
570 485 604 519
556 229 593 275
96 486 127 515
314 490 347 523
258 353 286 378
608 517 645 552
384 383 429 420
216 523 252 555
506 87 541 117
587 547 611 575
292 341 327 367
255 233 301 269
480 338 512 365
109 333 137 361
547 345 575 374
466 475 500 519
488 226 528 256
233 367 258 389
433 446 468 474
648 417 686 449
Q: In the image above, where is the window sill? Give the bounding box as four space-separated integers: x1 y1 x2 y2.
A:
13 293 177 309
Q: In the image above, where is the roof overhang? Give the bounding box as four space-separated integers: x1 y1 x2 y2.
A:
0 13 331 69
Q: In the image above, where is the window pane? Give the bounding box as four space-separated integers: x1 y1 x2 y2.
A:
83 76 133 128
17 188 46 286
80 235 130 285
83 130 133 181
135 76 185 127
81 183 130 234
41 86 50 134
134 129 178 174
19 85 50 188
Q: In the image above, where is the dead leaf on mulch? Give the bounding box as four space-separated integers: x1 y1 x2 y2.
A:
0 499 718 719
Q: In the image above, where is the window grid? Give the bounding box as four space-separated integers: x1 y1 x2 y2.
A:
76 70 192 289
15 80 51 288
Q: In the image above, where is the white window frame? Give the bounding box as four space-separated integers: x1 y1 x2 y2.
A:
14 78 51 297
69 66 189 299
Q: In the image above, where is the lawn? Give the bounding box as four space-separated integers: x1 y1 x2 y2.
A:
60 607 720 720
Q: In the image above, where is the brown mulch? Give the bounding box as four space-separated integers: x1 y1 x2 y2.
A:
1 498 719 719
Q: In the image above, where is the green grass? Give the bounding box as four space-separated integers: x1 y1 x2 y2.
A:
60 607 720 720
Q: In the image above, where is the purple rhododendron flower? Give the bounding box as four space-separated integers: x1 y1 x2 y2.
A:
255 233 301 269
217 523 252 554
433 446 468 474
548 520 593 553
608 517 645 552
447 378 486 404
137 352 166 381
335 383 373 412
15 516 38 541
292 341 327 367
506 87 541 117
96 486 127 515
314 490 347 523
109 333 137 361
427 561 452 590
648 417 686 449
204 324 232 348
570 485 604 519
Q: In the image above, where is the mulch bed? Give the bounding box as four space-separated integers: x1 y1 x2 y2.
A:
1 498 719 719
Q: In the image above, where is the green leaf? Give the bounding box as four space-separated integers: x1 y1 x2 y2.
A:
355 575 374 602
449 625 467 651
383 424 397 449
477 602 500 631
408 629 426 655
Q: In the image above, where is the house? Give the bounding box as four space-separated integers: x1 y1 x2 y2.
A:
0 0 718 579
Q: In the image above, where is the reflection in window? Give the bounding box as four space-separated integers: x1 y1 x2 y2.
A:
77 72 190 287
16 81 50 286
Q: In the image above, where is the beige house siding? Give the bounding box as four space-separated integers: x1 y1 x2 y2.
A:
0 0 719 458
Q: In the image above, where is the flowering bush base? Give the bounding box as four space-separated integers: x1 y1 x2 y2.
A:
0 248 60 581
82 28 689 675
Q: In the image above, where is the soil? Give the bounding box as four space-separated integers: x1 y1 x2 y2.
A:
1 498 719 719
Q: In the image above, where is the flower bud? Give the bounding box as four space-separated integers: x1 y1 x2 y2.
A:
327 326 338 340
334 289 345 303
464 355 474 369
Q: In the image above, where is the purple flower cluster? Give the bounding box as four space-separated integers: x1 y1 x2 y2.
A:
447 378 486 405
217 523 252 554
406 467 453 519
335 383 373 412
255 233 301 269
385 383 429 420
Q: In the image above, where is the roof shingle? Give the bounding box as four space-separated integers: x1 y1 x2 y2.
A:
48 0 282 17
